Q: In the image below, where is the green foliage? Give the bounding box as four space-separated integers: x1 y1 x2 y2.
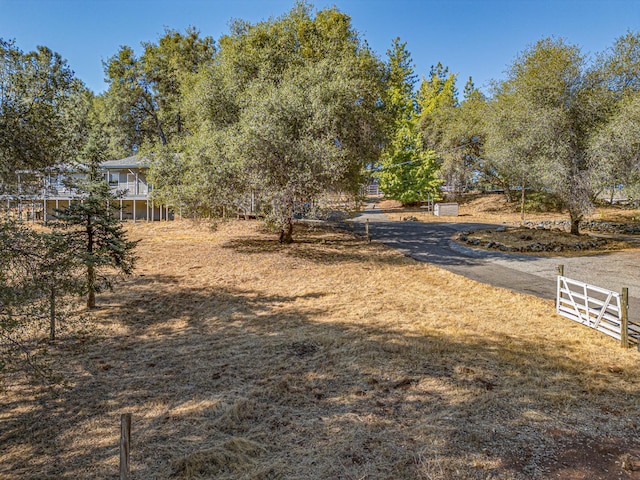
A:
0 39 87 183
0 222 82 383
418 62 458 151
102 27 215 153
383 38 417 125
589 92 640 200
589 32 640 201
435 77 488 194
377 40 441 205
597 30 640 95
52 162 138 308
178 2 385 242
522 191 564 212
377 124 440 205
485 37 608 233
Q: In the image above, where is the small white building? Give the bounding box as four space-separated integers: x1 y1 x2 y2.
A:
433 202 459 217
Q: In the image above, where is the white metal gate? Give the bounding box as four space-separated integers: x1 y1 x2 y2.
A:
557 276 626 341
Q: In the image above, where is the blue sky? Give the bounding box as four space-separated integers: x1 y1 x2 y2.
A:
1 0 638 95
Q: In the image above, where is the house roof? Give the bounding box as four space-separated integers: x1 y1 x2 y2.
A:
101 155 149 169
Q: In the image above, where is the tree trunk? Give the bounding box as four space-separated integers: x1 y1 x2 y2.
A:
87 263 96 308
86 216 96 308
49 284 56 341
569 214 581 235
520 178 526 225
279 218 294 244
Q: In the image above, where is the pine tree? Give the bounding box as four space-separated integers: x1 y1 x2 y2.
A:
53 159 138 309
377 39 441 205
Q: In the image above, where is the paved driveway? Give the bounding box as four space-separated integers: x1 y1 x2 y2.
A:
348 204 640 324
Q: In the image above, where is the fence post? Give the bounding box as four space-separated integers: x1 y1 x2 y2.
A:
621 288 629 349
365 218 370 242
556 265 564 311
120 413 132 480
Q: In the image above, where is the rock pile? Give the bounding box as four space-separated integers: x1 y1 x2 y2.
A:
457 231 610 253
518 220 640 234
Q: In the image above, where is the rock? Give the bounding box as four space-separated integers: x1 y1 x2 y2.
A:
496 226 506 232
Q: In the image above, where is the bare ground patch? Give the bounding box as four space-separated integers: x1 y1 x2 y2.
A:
455 226 637 255
1 220 639 480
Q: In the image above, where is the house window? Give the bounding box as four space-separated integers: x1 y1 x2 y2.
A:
107 171 119 186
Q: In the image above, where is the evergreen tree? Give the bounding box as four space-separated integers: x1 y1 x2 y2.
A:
53 159 138 309
377 39 441 205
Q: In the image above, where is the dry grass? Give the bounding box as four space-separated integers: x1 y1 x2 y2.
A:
1 220 639 479
379 194 640 226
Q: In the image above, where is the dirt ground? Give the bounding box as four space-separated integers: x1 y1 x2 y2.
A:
1 219 639 479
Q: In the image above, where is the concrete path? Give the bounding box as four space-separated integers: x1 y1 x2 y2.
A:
348 203 640 324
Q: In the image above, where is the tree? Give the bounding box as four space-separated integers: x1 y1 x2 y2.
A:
0 221 82 385
180 3 385 242
589 31 640 201
484 78 548 218
53 160 138 309
589 92 640 202
418 62 458 151
377 39 441 205
597 30 640 95
376 123 440 205
434 77 488 195
0 39 86 183
102 28 215 153
485 38 609 234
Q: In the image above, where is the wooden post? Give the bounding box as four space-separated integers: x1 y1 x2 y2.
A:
119 413 131 479
365 218 370 242
556 265 564 311
621 287 629 349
